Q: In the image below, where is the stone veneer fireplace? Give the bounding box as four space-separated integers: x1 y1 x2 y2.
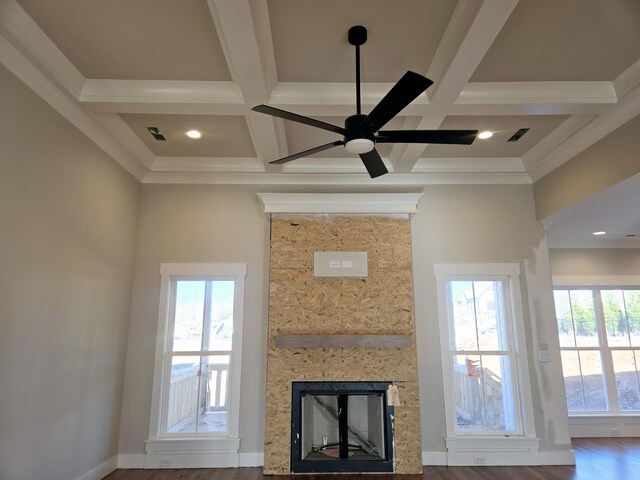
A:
260 194 423 475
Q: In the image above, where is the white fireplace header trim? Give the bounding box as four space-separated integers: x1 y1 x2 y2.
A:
256 193 423 214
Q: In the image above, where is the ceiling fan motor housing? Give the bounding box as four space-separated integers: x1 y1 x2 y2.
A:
344 114 375 153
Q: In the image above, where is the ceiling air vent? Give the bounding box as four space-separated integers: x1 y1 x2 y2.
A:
508 128 529 142
146 126 166 141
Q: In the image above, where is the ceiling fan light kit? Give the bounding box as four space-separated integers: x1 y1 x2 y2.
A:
252 26 479 178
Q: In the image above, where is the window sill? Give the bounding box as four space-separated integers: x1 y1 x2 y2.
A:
568 413 640 420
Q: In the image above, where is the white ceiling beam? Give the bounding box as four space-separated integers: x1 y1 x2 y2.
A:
151 156 265 173
207 0 283 170
0 0 84 97
78 79 615 116
528 59 640 181
0 33 147 180
394 0 520 173
429 0 520 106
91 113 156 169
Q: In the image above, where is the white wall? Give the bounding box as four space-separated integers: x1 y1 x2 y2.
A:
117 184 269 456
411 185 573 457
0 65 140 479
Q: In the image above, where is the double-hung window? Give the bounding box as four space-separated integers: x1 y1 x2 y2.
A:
147 263 246 468
435 264 538 464
553 287 640 413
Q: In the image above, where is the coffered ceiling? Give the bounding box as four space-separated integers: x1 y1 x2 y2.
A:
2 0 640 245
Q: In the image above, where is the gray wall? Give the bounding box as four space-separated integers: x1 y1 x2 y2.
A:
0 65 140 479
119 183 572 458
118 184 269 455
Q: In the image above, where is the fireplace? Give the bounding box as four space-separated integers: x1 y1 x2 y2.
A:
290 381 394 473
263 211 423 474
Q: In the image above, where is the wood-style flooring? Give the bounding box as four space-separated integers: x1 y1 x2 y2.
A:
103 437 640 480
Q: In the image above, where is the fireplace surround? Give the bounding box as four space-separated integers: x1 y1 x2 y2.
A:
260 197 423 475
290 381 394 473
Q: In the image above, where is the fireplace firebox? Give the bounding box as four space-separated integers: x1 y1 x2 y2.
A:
290 381 394 473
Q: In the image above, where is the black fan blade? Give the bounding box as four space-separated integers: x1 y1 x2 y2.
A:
376 130 478 145
359 148 388 178
252 105 347 135
359 71 433 133
269 141 344 165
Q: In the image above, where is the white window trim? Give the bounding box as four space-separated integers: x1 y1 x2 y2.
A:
434 263 539 466
146 263 247 468
552 278 640 423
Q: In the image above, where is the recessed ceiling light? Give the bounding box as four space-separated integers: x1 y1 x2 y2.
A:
478 131 493 140
593 231 606 236
186 130 202 139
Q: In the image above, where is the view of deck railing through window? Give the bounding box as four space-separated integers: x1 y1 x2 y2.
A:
165 280 234 435
554 288 640 413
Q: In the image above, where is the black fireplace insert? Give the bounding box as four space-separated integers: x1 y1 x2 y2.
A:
290 381 394 473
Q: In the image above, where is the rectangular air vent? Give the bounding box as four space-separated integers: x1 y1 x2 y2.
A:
146 126 166 141
508 128 529 142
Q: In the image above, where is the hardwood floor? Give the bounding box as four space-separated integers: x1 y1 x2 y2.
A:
104 438 640 480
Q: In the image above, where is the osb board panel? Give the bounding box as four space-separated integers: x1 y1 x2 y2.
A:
392 382 423 474
267 347 418 382
269 268 414 336
265 214 421 474
263 382 291 475
270 215 412 270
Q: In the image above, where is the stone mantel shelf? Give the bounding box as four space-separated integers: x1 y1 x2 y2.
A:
274 334 412 349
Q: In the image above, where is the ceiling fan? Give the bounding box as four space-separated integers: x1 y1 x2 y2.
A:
252 25 478 178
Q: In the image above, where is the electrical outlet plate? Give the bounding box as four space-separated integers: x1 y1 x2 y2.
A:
313 251 368 277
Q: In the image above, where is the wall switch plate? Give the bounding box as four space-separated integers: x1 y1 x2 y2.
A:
313 252 368 277
539 351 551 362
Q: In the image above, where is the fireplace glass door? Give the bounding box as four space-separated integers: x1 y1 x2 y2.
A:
291 382 394 473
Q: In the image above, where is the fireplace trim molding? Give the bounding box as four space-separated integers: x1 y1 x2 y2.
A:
257 192 423 214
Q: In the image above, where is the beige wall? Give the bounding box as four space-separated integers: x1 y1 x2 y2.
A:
117 184 270 455
0 65 140 479
120 183 572 460
411 185 572 454
534 113 640 220
550 248 640 276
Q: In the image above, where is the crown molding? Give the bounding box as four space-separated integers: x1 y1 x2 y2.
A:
458 81 616 105
142 171 531 185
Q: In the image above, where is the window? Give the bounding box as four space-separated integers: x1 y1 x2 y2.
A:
553 287 640 414
435 264 536 440
147 263 246 468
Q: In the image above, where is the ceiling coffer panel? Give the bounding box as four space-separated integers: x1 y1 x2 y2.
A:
18 0 231 80
119 114 256 157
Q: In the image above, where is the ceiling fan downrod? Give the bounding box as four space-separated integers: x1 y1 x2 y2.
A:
348 25 367 116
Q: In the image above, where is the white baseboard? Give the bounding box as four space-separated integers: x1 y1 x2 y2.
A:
422 451 447 465
445 436 541 466
569 416 640 438
538 449 576 465
144 438 241 468
239 452 264 466
75 456 117 480
117 454 145 469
